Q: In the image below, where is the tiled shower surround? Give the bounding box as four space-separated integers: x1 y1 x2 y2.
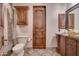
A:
3 4 16 55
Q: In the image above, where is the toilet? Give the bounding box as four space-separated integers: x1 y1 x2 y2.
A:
12 43 24 56
12 36 31 56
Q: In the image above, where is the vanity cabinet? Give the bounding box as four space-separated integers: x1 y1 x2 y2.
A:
15 6 29 25
56 34 66 55
59 36 66 55
56 34 60 53
76 41 79 56
66 38 76 56
56 34 77 56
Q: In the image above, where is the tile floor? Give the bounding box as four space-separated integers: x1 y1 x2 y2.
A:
24 48 60 56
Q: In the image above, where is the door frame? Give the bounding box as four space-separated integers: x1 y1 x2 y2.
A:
33 6 46 49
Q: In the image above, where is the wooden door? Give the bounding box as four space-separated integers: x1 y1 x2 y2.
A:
33 6 46 49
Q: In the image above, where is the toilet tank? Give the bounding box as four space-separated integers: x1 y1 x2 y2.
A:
16 36 28 44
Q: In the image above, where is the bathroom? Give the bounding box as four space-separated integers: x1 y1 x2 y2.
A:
0 3 79 56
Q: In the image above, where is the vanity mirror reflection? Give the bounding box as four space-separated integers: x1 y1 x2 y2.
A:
66 3 79 35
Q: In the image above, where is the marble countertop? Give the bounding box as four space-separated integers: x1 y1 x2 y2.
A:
56 32 68 36
56 32 79 40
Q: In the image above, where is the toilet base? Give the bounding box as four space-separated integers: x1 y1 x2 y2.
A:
18 50 24 56
13 50 24 56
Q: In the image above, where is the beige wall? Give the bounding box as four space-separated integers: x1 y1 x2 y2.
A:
66 3 77 10
13 3 67 48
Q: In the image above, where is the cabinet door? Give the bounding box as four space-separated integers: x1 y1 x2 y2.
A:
66 38 76 56
56 34 60 53
59 36 66 56
15 6 28 25
77 41 79 56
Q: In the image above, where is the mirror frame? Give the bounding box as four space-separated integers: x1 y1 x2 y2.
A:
65 3 79 31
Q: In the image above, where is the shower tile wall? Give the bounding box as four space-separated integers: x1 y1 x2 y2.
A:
3 4 15 55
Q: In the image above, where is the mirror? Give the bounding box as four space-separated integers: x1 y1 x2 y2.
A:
66 3 79 33
69 8 79 30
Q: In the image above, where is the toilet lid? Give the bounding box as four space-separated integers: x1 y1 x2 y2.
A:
13 44 24 50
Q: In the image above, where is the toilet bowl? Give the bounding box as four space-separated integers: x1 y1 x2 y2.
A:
12 36 31 56
12 43 25 56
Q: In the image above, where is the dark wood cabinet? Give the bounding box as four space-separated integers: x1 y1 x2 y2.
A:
15 6 29 25
56 34 60 53
56 34 66 55
66 38 76 56
59 36 66 55
56 34 77 56
77 41 79 56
